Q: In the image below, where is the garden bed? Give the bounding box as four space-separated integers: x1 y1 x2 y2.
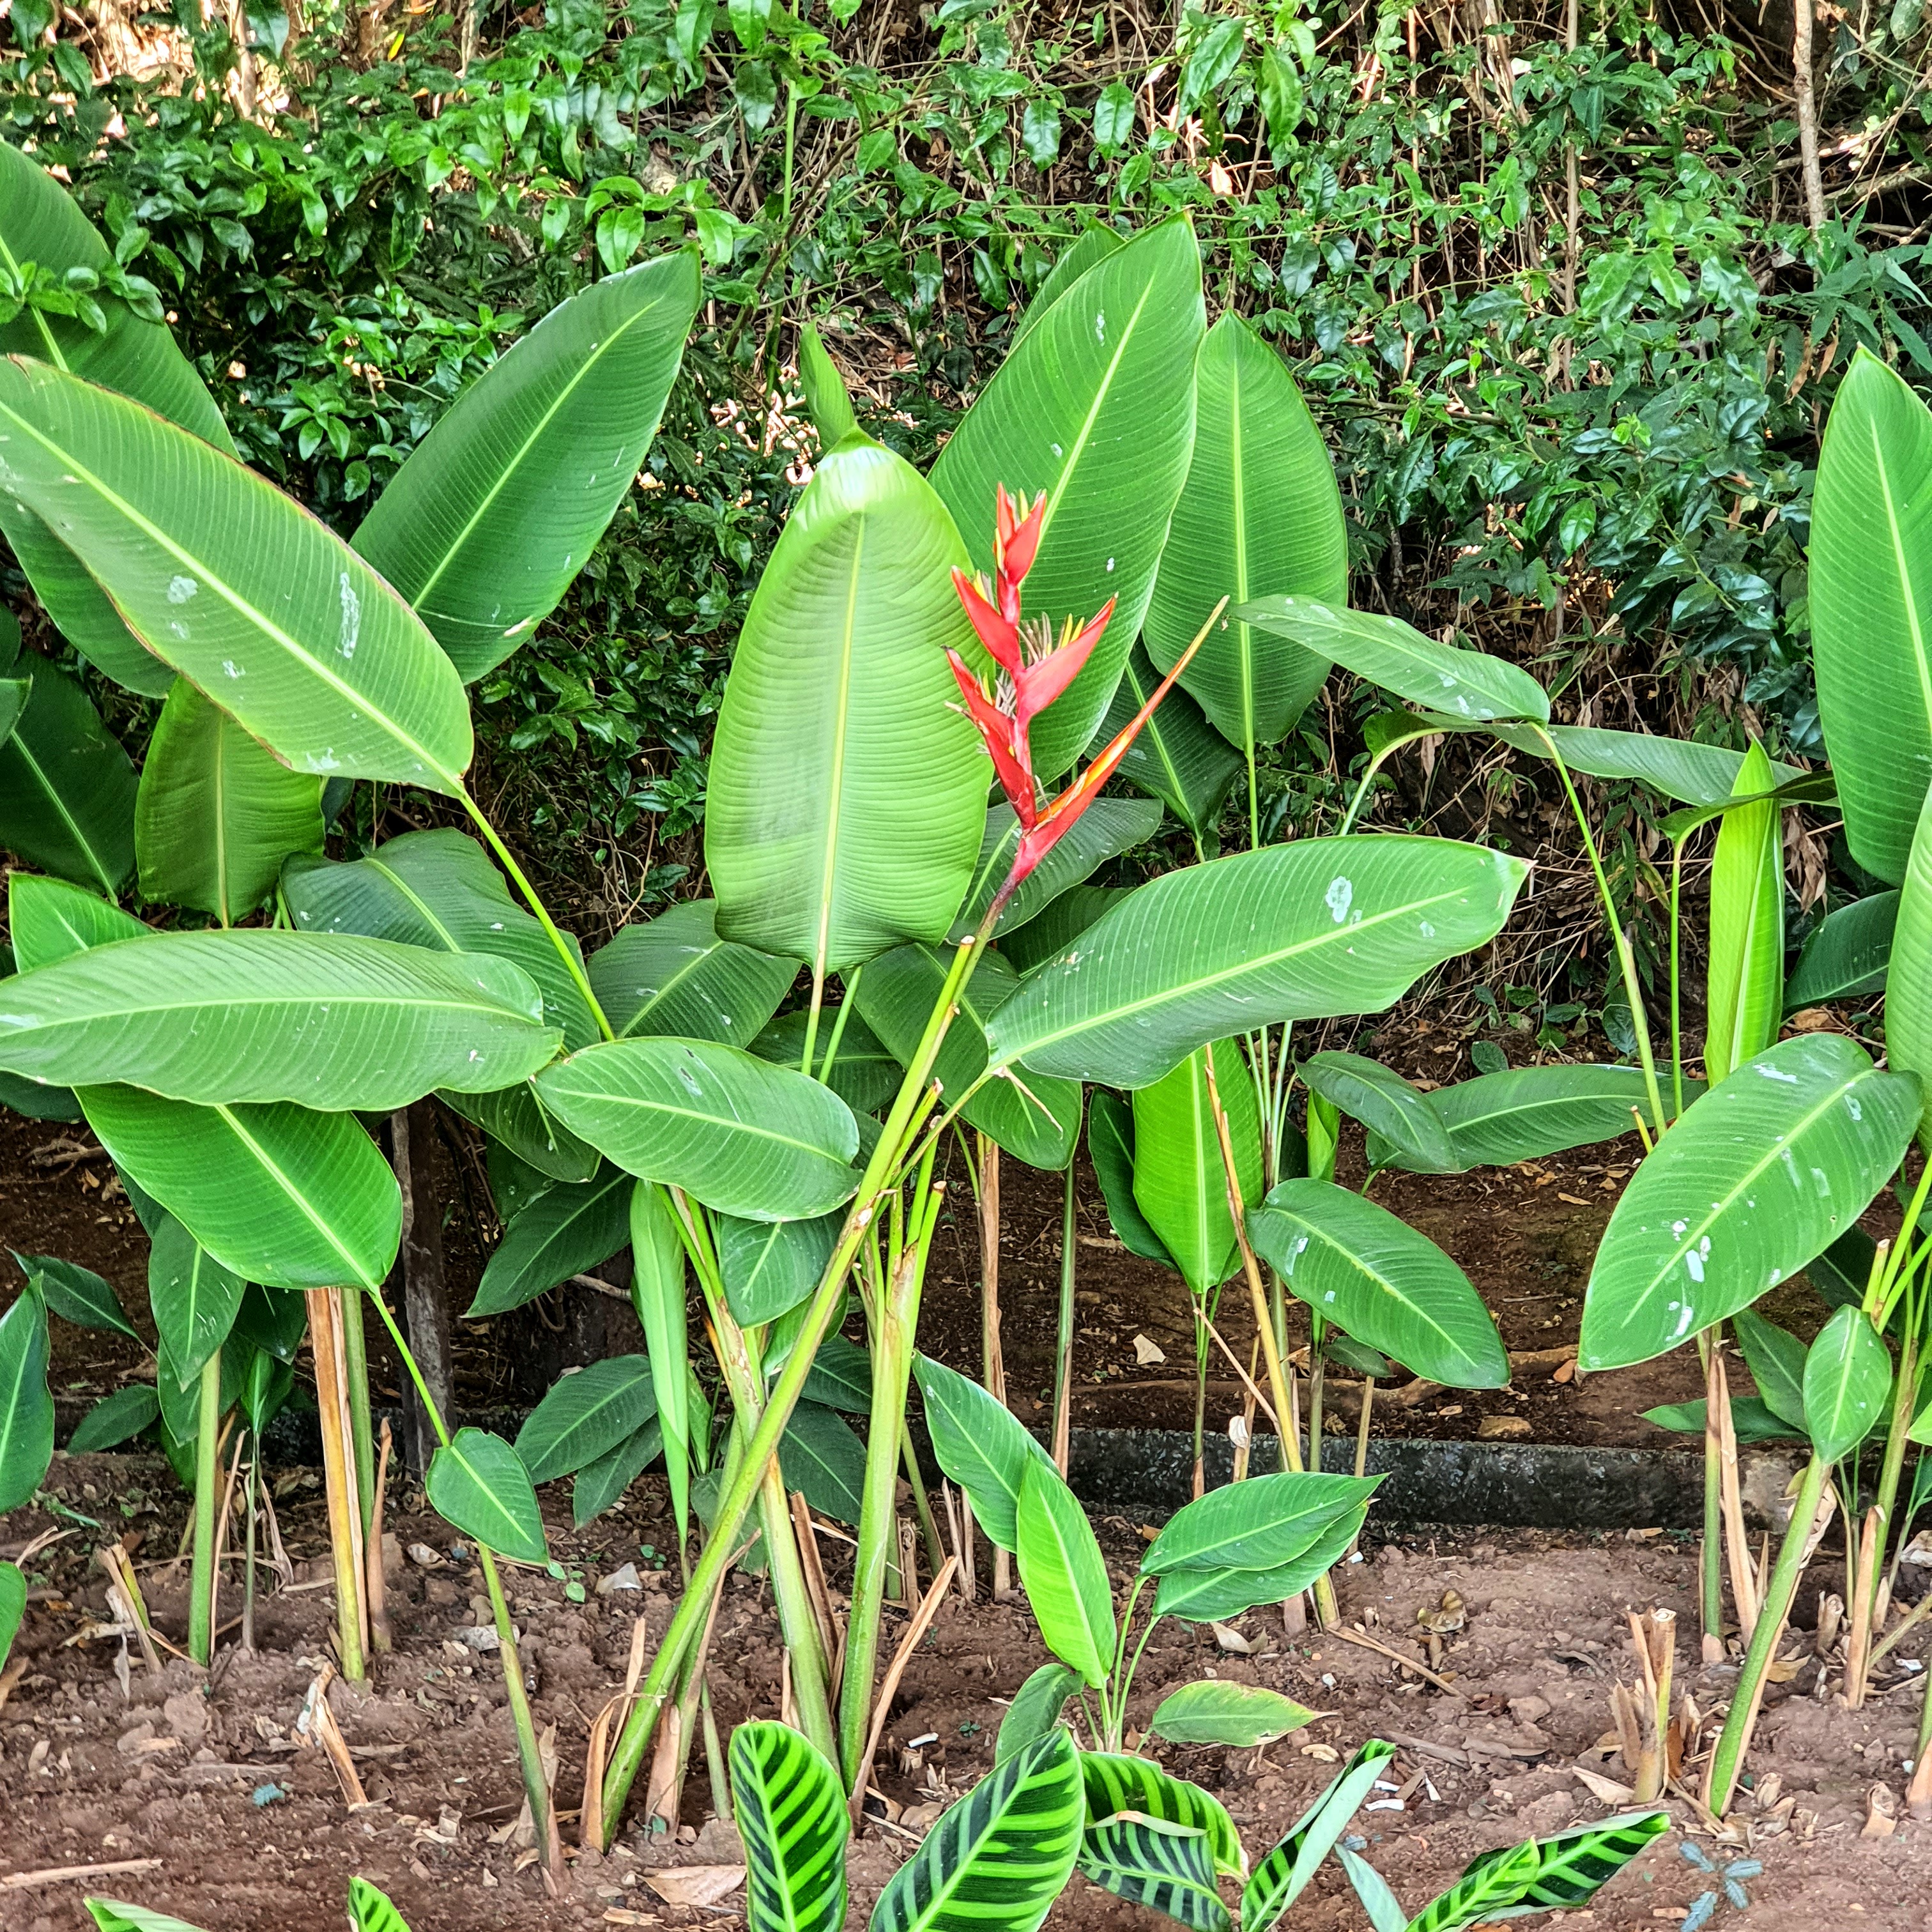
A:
3 1456 1929 1932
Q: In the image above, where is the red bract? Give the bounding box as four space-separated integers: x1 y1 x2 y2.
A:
947 486 1204 915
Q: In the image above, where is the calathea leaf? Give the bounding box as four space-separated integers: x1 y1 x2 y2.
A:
730 1719 848 1932
1078 1814 1229 1932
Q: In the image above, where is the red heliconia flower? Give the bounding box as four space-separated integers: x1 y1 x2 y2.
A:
947 486 1204 916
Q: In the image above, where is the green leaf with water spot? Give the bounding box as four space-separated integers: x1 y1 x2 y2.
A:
1802 1305 1892 1462
1140 1469 1379 1574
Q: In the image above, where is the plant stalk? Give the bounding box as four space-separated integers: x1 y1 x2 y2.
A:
1846 1322 1918 1705
482 1537 560 1877
305 1288 367 1683
1052 1154 1077 1475
187 1349 222 1668
339 1291 377 1544
976 1130 1007 1600
1699 1331 1725 1662
1307 1314 1326 1476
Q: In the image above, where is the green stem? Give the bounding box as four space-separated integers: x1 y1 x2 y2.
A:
701 1679 733 1827
1307 1314 1326 1476
242 1439 259 1653
799 965 825 1075
601 923 993 1839
340 1294 376 1544
900 1421 947 1575
1705 1454 1829 1814
1052 1155 1077 1474
188 1349 222 1668
816 964 859 1082
1336 748 1392 836
1669 840 1686 1123
1848 1321 1919 1705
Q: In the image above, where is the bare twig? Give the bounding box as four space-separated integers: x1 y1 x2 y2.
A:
849 1556 958 1828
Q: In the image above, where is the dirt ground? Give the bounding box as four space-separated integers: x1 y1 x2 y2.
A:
4 1454 1929 1932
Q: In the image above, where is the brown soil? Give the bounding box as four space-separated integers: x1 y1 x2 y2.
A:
4 1455 1929 1932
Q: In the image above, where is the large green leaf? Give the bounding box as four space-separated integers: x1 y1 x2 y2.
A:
953 797 1162 941
1078 1754 1244 1879
14 1251 137 1339
1786 891 1898 1009
705 438 988 976
753 1006 900 1114
1145 313 1344 755
1147 1682 1316 1748
1300 1051 1459 1174
1130 1038 1262 1297
536 1036 858 1220
717 1208 841 1326
914 1352 1057 1551
0 356 475 792
993 836 1528 1089
797 1334 873 1413
0 661 137 893
147 1211 245 1389
284 827 597 1048
589 899 797 1047
856 942 1081 1169
425 1427 548 1563
0 1284 54 1512
9 870 146 963
995 1661 1085 1763
1015 1458 1114 1685
1248 1179 1507 1387
1880 783 1932 1123
1000 886 1125 978
1091 645 1243 840
1579 1034 1922 1370
1087 1087 1178 1269
779 1400 868 1524
351 255 700 682
1236 600 1549 724
467 1163 631 1316
1014 224 1124 346
441 1082 598 1184
68 1384 160 1453
1810 347 1932 884
135 680 323 920
1153 1506 1366 1622
0 144 233 698
1372 1064 1685 1173
868 1732 1083 1932
84 1086 400 1288
0 928 558 1108
1140 1469 1379 1574
516 1354 659 1482
1498 724 1802 806
1703 740 1784 1085
1733 1307 1808 1432
572 1419 663 1526
798 324 862 446
1079 1815 1227 1932
1802 1305 1892 1462
1242 1741 1396 1932
730 1719 849 1932
931 218 1205 778
629 1180 692 1532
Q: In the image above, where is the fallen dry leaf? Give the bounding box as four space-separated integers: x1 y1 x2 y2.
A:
1477 1414 1530 1439
1574 1765 1636 1804
1132 1334 1166 1365
1211 1621 1254 1655
1862 1784 1899 1838
646 1866 746 1908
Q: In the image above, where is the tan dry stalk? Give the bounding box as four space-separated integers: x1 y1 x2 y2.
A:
365 1417 393 1655
208 1429 247 1655
304 1288 369 1679
976 1130 1004 1600
581 1616 651 1851
96 1543 161 1680
848 1554 958 1828
790 1489 841 1676
1627 1607 1676 1801
298 1663 369 1807
1712 1354 1758 1642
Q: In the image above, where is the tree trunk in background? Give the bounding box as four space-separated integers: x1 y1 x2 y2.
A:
393 1099 454 1475
1794 0 1825 231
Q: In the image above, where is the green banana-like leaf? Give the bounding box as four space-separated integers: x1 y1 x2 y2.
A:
1579 1034 1922 1370
1785 891 1897 1009
1733 1307 1809 1430
0 356 475 793
284 827 598 1047
0 662 137 893
1079 1815 1229 1932
914 1353 1057 1551
1250 1178 1508 1387
1145 313 1344 756
466 1163 631 1316
0 928 557 1108
536 1036 858 1221
731 1719 849 1932
425 1427 548 1563
1448 1811 1669 1921
1703 740 1784 1085
1241 1740 1397 1932
1091 645 1243 840
1809 346 1932 884
797 323 861 446
954 797 1162 941
9 870 146 963
1002 885 1125 976
931 218 1205 779
1521 724 1803 804
1014 224 1124 346
66 1383 161 1453
856 942 1081 1170
516 1354 659 1482
572 1419 663 1526
233 1281 309 1363
148 1211 245 1388
1078 1752 1245 1879
1236 599 1549 724
796 1333 872 1413
442 1082 598 1184
867 1731 1083 1932
136 680 323 920
1087 1087 1179 1269
0 1284 54 1512
779 1400 867 1524
1015 1458 1115 1685
717 1208 841 1326
996 1661 1084 1763
1153 1506 1366 1622
1130 1038 1262 1298
989 836 1528 1089
706 438 988 976
629 1179 692 1533
1802 1305 1892 1462
1140 1469 1379 1574
13 1251 136 1339
0 675 20 749
1299 1050 1459 1174
351 256 700 682
589 899 798 1047
0 143 233 697
753 1006 900 1114
1652 1396 1807 1441
84 1087 401 1289
1880 783 1932 1128
1146 1681 1317 1747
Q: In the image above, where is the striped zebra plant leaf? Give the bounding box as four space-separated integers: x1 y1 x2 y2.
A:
1242 1739 1396 1932
1078 1753 1245 1880
1400 1836 1542 1932
729 1720 848 1932
868 1731 1083 1932
346 1876 413 1932
1078 1814 1230 1932
1449 1812 1669 1920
